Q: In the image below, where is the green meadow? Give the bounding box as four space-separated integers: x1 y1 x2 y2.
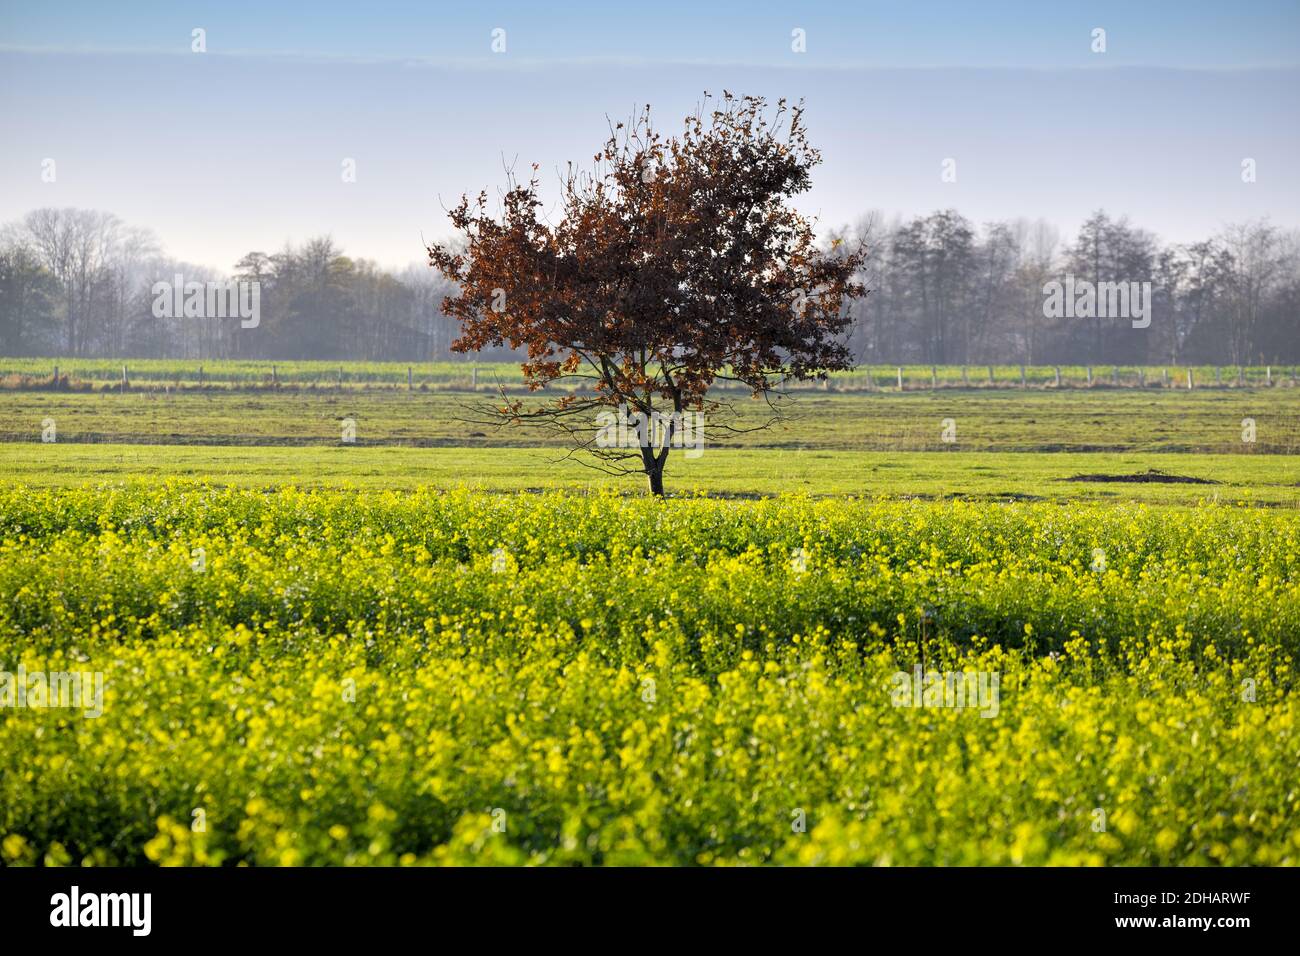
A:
2 369 1296 502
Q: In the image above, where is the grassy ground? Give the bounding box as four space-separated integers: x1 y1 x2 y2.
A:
4 381 1297 502
4 444 1297 506
2 388 1298 453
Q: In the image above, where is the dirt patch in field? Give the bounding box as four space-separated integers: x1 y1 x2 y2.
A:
1062 469 1219 485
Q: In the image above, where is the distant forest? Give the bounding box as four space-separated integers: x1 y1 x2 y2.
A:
2 207 1296 365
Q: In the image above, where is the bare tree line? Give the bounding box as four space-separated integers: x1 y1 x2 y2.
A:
1 206 1297 364
837 209 1299 365
0 210 484 362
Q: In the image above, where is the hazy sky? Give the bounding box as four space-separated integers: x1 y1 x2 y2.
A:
2 0 1297 271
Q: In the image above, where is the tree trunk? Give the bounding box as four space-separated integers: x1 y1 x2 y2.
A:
646 465 665 497
640 438 669 497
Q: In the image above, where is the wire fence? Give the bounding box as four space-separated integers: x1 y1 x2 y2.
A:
1 358 1297 391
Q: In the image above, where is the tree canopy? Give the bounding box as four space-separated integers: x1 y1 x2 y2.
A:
428 93 867 494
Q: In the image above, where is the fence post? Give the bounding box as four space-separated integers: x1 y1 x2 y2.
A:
961 366 968 386
407 366 413 390
1237 366 1244 386
1215 367 1221 385
53 364 58 385
1019 365 1026 388
272 364 277 386
1112 367 1119 386
1086 365 1092 387
121 365 128 390
1266 366 1272 386
472 367 479 390
1054 366 1061 387
1187 369 1193 389
931 366 937 389
1138 368 1145 387
897 367 903 390
1161 368 1168 388
987 365 994 385
338 367 343 389
198 366 203 387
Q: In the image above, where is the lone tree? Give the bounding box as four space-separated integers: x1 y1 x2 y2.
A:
428 92 867 495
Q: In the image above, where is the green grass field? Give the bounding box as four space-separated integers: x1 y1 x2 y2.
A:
2 386 1297 453
3 377 1297 503
3 361 1298 867
3 445 1298 506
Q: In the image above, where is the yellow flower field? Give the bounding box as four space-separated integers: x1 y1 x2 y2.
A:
1 486 1296 865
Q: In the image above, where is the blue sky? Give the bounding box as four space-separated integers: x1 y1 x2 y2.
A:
2 1 1297 269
